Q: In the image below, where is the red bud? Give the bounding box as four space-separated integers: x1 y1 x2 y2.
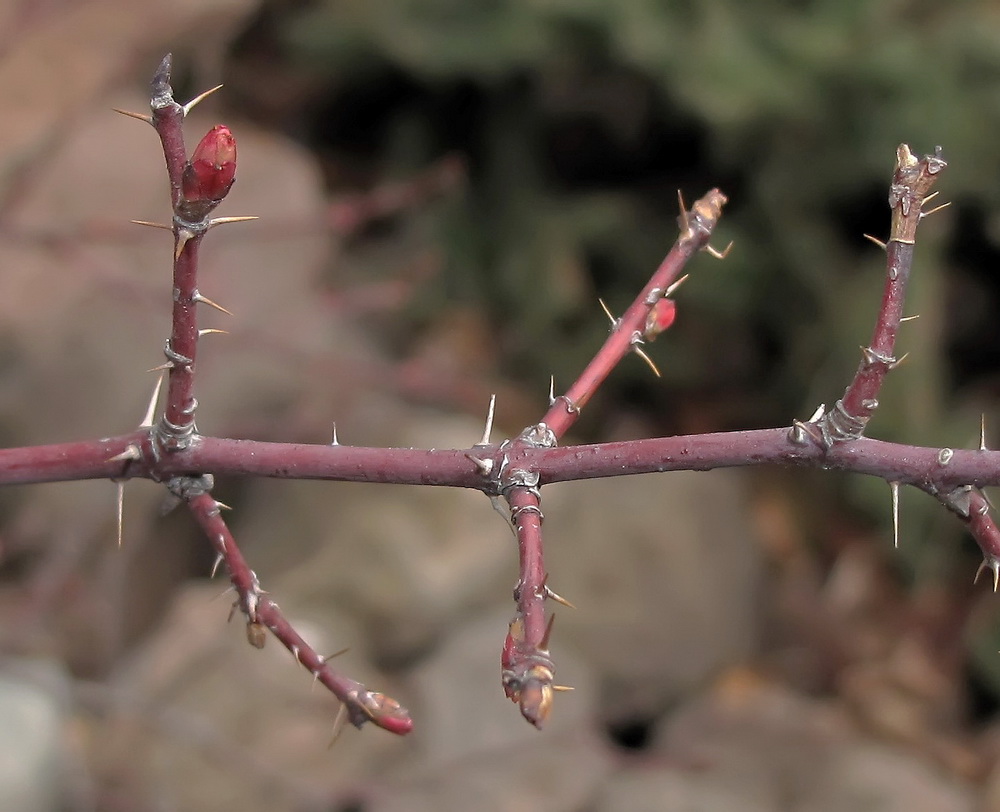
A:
180 125 237 214
644 298 676 341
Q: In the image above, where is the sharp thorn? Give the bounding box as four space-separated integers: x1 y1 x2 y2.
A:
107 444 141 463
551 685 575 692
489 495 516 537
598 298 617 326
677 189 690 233
704 240 733 260
633 346 662 378
130 219 172 230
889 481 900 549
327 703 348 749
480 394 496 445
545 586 576 610
330 423 339 446
890 352 910 370
539 613 556 651
198 328 229 337
146 362 174 373
207 216 259 229
466 454 493 475
664 273 690 297
548 376 556 407
210 553 224 579
921 191 940 205
806 403 826 423
175 230 194 260
920 201 952 219
115 480 125 548
113 108 153 124
863 233 888 251
182 84 224 116
192 292 234 316
982 413 989 452
139 371 165 428
899 314 920 323
214 500 232 511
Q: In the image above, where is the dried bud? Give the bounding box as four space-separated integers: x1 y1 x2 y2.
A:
246 620 267 649
180 125 237 216
644 298 676 341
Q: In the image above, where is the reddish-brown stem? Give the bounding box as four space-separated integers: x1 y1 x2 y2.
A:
814 145 946 447
159 234 203 448
540 189 727 440
186 490 412 735
149 54 187 210
501 485 557 727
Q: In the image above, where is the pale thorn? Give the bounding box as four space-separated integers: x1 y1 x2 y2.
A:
207 216 260 229
548 376 556 407
899 314 920 323
198 328 229 337
633 345 662 378
539 613 557 650
974 558 1000 593
214 500 232 511
664 273 690 297
112 108 153 124
807 403 826 423
130 219 172 230
704 240 734 260
551 685 575 692
677 189 690 233
146 362 174 373
982 413 989 452
327 703 348 749
192 292 234 316
863 233 888 251
489 495 516 537
479 394 497 445
921 191 941 206
182 84 224 116
330 423 339 446
920 201 952 219
210 553 224 579
106 444 141 463
290 645 301 665
175 228 196 260
598 297 618 327
545 585 577 610
115 480 125 548
889 481 900 549
889 352 910 370
466 454 493 476
139 371 165 428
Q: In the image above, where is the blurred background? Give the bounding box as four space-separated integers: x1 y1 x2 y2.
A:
2 0 1000 809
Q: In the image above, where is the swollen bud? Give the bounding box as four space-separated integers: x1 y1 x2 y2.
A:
180 125 237 219
643 298 676 341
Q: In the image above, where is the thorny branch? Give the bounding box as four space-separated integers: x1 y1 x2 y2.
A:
2 55 998 737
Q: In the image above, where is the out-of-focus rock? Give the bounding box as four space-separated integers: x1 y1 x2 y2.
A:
542 469 763 721
0 658 70 812
611 670 976 812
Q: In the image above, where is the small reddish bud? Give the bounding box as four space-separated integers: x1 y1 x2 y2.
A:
180 125 237 216
643 298 676 341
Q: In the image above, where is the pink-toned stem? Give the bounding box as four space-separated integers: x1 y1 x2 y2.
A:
149 55 187 209
814 145 946 447
186 491 412 735
159 234 203 448
540 189 727 441
501 485 557 727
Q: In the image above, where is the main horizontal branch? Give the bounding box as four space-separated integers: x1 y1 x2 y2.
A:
0 429 997 496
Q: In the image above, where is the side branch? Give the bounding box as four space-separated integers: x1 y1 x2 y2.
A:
812 144 946 447
185 488 413 735
541 189 728 440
